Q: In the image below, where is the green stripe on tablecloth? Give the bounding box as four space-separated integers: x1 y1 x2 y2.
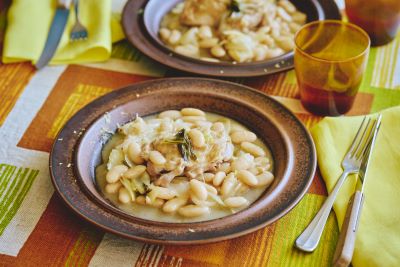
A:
265 194 339 267
111 40 143 62
0 164 16 196
0 164 39 235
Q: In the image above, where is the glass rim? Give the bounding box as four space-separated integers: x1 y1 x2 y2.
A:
294 19 371 63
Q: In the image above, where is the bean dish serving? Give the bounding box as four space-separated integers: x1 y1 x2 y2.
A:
96 108 274 222
158 0 307 63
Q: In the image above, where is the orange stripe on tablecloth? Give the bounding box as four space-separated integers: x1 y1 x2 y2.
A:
18 64 156 152
5 194 103 266
0 63 36 126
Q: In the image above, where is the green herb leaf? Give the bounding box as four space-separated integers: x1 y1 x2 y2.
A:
230 0 240 14
163 129 196 161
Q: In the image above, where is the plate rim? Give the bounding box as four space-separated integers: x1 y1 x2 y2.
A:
49 77 317 244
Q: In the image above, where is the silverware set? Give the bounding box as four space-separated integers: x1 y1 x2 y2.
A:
36 0 88 69
295 115 382 267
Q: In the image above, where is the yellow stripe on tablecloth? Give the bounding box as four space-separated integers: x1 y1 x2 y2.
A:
47 83 111 139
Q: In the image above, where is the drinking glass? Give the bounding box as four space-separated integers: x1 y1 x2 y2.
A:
345 0 400 46
294 20 370 116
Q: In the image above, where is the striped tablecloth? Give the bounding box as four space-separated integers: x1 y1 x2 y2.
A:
0 2 399 266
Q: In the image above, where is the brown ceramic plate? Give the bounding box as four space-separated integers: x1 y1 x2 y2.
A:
50 78 316 244
121 0 341 77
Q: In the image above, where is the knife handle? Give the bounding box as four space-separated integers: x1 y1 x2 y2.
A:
58 0 72 9
333 191 364 267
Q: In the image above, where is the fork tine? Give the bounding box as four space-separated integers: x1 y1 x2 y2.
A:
351 118 372 158
346 117 367 156
357 119 378 160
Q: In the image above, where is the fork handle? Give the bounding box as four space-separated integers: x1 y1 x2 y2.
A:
333 191 364 267
295 171 350 252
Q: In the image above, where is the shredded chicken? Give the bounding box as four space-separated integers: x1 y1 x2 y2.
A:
180 0 230 26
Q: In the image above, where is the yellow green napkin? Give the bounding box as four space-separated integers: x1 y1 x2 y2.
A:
311 106 400 267
3 0 125 65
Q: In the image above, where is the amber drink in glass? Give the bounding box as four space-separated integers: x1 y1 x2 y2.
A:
294 20 370 116
346 0 400 46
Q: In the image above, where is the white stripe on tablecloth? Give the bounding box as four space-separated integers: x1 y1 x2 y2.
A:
0 66 66 147
80 58 166 77
0 148 52 256
89 233 144 267
0 66 65 255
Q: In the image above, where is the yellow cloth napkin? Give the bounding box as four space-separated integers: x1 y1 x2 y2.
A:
311 106 400 267
3 0 125 64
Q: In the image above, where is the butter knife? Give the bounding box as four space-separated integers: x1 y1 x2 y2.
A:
35 0 72 69
333 114 382 267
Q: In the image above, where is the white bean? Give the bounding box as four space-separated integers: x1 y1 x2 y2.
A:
152 187 176 200
168 30 181 45
204 183 218 195
241 142 266 157
163 198 188 213
190 179 208 201
199 38 219 48
210 45 226 58
289 22 302 33
181 108 205 116
149 150 166 165
198 25 213 39
211 122 225 132
213 171 226 187
175 45 199 57
254 45 269 61
278 0 297 13
231 156 252 171
221 173 237 197
151 198 165 208
106 165 128 183
265 48 285 59
118 187 131 203
105 181 122 194
178 205 209 217
127 142 144 164
256 172 274 187
276 36 295 52
181 116 206 123
158 110 181 119
230 130 257 144
255 156 270 166
122 165 147 179
237 170 258 187
224 196 249 208
189 129 205 148
277 7 292 22
249 167 260 175
203 173 215 183
292 12 307 24
159 28 171 41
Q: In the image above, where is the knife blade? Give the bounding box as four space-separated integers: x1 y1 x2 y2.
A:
35 0 72 69
333 114 382 267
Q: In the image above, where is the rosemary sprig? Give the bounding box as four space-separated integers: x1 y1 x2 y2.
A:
163 129 197 161
229 0 240 14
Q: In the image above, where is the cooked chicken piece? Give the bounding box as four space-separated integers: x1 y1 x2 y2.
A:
154 159 185 187
180 0 230 26
147 161 165 178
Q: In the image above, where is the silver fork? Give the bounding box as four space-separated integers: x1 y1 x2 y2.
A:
70 0 88 41
295 117 376 252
